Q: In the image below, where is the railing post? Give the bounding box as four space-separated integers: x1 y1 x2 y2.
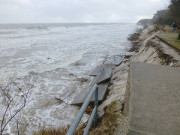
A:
66 84 98 135
83 106 97 135
94 87 98 127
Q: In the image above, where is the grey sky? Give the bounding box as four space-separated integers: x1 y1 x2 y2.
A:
0 0 170 23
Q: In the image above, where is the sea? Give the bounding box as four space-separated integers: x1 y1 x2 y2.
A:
0 23 136 134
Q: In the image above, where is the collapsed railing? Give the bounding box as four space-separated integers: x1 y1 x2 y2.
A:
66 84 98 135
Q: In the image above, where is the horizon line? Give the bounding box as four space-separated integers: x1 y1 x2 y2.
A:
0 22 137 25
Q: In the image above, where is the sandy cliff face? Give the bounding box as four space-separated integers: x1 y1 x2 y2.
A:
133 25 180 67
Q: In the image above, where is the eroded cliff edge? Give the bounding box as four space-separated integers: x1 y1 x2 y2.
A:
89 25 180 135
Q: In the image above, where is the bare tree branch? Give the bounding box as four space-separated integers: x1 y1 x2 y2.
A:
16 119 20 135
0 82 33 135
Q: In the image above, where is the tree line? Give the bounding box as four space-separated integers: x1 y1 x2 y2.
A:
138 0 180 39
153 0 180 26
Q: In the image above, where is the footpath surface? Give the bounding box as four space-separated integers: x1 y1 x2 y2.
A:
126 62 180 135
157 33 180 50
156 25 180 50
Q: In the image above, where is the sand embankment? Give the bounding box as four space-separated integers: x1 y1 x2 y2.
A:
92 25 180 135
132 25 180 67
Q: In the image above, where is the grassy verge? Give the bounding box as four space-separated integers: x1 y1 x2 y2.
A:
33 125 85 135
158 32 180 50
89 100 127 135
33 126 69 135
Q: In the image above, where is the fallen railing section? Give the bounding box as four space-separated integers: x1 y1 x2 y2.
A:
66 84 98 135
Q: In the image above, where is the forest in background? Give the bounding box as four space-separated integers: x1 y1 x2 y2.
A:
138 0 180 39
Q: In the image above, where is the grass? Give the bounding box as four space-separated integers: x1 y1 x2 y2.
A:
33 104 95 135
89 101 119 134
127 33 140 41
33 101 123 135
33 126 69 135
147 25 160 34
158 31 180 50
33 125 85 135
89 101 127 135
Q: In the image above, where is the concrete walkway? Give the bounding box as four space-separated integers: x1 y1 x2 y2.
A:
126 62 180 135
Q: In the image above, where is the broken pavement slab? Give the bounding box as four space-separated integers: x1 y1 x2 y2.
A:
89 64 112 76
71 82 109 105
104 55 123 66
72 63 112 105
89 55 124 76
90 65 112 86
125 62 180 135
71 55 125 106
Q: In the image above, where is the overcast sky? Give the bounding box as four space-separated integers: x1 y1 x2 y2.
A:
0 0 170 23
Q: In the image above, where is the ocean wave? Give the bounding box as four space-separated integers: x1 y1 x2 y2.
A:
0 23 136 134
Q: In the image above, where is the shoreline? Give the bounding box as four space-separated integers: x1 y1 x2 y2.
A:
2 23 179 134
0 24 136 135
89 24 180 135
34 24 180 134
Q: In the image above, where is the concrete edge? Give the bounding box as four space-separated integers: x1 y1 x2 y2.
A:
123 63 131 117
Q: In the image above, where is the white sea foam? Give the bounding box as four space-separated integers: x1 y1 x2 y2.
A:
0 23 136 134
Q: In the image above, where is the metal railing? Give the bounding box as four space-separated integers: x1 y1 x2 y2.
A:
66 84 98 135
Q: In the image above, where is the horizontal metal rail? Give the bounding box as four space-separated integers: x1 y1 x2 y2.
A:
66 84 98 135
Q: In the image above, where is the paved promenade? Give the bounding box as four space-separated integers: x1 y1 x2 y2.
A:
126 62 180 135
